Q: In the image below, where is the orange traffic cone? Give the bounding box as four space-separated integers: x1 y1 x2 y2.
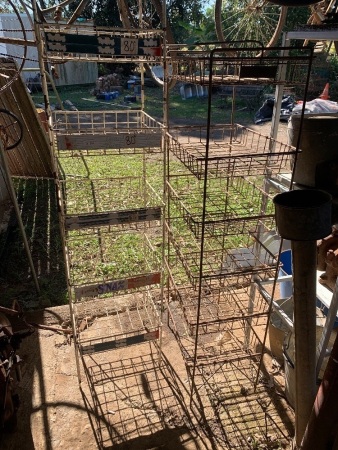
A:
319 82 330 100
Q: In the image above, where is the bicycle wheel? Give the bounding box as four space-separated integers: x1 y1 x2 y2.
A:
214 0 288 51
0 109 23 151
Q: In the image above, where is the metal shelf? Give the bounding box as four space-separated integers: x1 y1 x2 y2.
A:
167 219 277 287
167 173 277 238
31 1 166 380
53 110 163 152
285 25 338 41
74 288 161 355
43 24 163 63
167 124 296 179
168 289 267 367
57 176 162 230
163 39 312 409
167 44 313 86
168 274 270 337
66 228 162 300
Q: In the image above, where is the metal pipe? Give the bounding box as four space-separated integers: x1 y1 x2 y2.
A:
292 239 317 446
273 189 332 447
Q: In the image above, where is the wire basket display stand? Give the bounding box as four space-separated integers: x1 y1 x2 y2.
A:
29 0 166 381
164 41 314 426
2 0 337 446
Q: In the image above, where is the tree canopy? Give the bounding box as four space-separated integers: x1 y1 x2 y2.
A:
38 0 205 42
31 1 324 46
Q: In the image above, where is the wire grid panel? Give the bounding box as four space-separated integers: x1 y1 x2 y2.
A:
168 276 270 337
167 44 313 86
167 174 277 238
167 217 277 287
65 228 162 300
42 24 163 63
189 357 294 449
167 288 268 367
53 110 161 132
53 110 163 151
82 350 195 448
167 124 296 179
74 289 161 354
58 176 162 230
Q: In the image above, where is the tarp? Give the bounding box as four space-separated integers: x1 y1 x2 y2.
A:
254 95 294 124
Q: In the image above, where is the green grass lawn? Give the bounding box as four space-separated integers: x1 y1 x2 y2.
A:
31 83 258 125
0 83 263 309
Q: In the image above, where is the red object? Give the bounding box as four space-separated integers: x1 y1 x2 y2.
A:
319 83 330 100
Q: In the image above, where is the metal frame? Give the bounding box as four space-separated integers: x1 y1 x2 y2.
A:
164 43 314 416
30 0 166 381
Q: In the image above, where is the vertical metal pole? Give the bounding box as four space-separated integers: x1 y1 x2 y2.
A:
292 239 317 447
274 189 332 448
158 0 167 364
139 0 145 111
189 48 214 404
31 0 57 176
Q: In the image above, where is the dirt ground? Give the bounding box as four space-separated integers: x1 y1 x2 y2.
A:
0 308 248 450
1 304 214 450
1 293 295 450
242 120 288 144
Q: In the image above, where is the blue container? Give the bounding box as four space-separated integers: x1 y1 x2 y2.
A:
279 249 293 298
101 92 119 101
280 250 292 275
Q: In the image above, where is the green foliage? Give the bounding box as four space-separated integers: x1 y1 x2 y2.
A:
176 7 217 45
0 0 26 13
65 0 121 25
328 53 338 76
285 6 310 34
167 0 205 42
45 0 207 44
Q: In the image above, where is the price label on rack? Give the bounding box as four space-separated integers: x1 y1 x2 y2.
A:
121 38 138 55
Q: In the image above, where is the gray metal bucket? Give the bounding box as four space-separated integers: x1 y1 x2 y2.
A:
273 190 332 241
287 114 338 187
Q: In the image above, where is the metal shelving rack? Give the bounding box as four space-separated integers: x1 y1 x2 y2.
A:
164 42 314 409
32 7 166 379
